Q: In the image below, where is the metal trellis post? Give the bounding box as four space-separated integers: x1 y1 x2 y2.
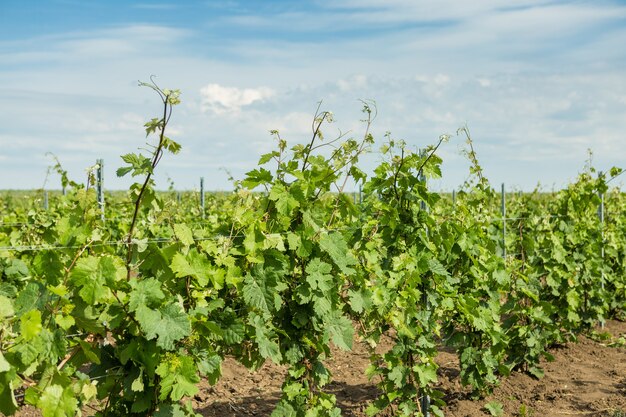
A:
598 172 605 328
96 159 104 221
418 148 430 417
200 177 205 219
501 183 506 259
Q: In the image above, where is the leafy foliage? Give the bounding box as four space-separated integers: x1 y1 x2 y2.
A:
0 89 624 417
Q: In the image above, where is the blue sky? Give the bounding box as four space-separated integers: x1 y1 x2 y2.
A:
1 0 625 191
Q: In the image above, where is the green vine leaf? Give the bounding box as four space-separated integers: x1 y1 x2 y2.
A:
326 312 353 351
20 310 42 340
0 369 18 416
173 223 194 247
251 314 282 362
156 355 200 401
129 277 166 312
70 255 124 305
319 232 356 275
135 303 191 350
38 384 78 417
242 266 283 316
484 400 504 416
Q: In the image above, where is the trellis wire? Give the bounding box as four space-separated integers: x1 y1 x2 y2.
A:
0 224 363 253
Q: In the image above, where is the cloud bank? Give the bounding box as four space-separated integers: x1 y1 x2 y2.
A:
200 84 275 114
0 0 624 191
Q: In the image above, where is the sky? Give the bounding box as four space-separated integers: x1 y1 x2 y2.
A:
1 0 625 192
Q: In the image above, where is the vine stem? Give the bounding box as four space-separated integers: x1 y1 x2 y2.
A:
125 93 171 280
408 134 448 195
392 147 405 201
301 103 328 173
324 118 374 228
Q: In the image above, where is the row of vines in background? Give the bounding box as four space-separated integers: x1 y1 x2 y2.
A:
0 82 625 417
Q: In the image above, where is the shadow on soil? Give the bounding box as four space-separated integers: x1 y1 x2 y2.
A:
196 382 380 417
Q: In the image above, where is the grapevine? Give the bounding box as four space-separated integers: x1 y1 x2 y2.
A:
0 85 624 417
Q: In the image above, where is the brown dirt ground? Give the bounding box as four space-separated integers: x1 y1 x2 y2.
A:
9 320 626 417
195 320 626 417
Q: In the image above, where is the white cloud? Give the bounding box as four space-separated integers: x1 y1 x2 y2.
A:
337 74 368 92
260 112 313 136
433 74 450 86
199 84 275 114
412 74 453 100
321 0 625 26
0 24 190 69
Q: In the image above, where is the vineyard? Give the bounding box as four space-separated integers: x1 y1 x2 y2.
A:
0 82 625 417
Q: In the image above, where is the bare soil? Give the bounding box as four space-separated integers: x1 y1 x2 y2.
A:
10 320 626 417
195 320 626 417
